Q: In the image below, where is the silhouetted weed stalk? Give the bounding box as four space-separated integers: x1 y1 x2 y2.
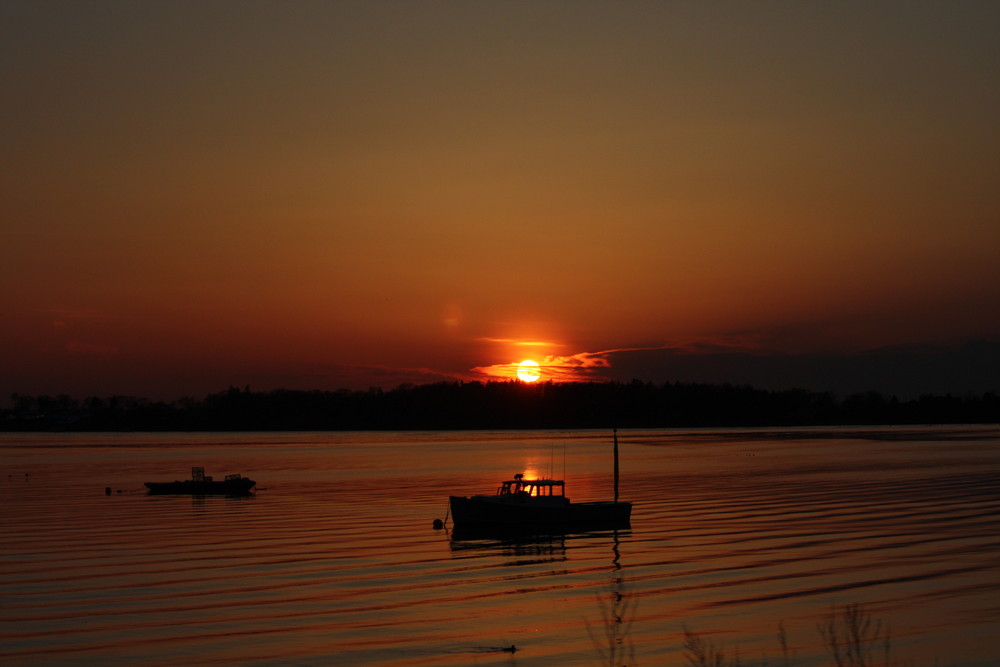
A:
586 585 637 667
817 603 891 667
683 603 906 667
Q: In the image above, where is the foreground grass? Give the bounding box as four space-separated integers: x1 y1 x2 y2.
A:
683 603 919 667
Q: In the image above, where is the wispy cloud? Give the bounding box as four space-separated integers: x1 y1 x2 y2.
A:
305 363 466 389
478 337 561 348
65 341 119 356
38 307 106 329
38 307 104 320
469 336 772 383
471 347 632 382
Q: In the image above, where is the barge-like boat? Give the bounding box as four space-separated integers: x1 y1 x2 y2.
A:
145 467 255 495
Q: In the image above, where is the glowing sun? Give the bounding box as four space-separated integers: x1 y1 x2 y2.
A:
516 359 541 383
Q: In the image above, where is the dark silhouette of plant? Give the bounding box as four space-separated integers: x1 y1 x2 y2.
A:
4 382 999 431
586 583 636 667
817 603 891 667
681 604 902 667
683 627 739 667
777 620 792 667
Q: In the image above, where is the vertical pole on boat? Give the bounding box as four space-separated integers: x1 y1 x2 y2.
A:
613 428 620 504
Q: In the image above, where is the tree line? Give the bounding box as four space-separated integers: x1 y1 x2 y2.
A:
3 380 998 431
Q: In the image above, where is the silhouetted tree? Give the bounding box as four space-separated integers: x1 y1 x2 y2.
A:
2 382 997 431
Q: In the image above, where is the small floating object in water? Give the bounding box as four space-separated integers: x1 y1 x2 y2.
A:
470 644 518 654
432 518 444 529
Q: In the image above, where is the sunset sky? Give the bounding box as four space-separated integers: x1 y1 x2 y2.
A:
3 1 999 400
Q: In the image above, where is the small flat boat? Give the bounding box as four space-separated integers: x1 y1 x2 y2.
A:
448 430 631 531
145 467 255 496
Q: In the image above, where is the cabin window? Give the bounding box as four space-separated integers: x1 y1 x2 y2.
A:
497 479 566 497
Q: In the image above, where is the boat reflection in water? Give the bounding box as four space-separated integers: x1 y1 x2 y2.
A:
448 527 569 565
586 529 635 667
448 522 635 665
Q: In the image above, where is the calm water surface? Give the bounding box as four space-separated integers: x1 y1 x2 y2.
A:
1 427 998 666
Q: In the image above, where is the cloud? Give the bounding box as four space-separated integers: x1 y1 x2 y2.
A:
305 363 466 390
471 348 622 382
469 339 1000 397
39 307 103 320
597 339 1000 398
65 341 119 356
478 337 561 348
474 338 762 382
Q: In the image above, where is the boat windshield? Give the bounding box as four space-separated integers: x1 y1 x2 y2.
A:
497 477 565 497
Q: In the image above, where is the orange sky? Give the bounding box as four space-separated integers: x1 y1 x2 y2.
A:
2 2 999 399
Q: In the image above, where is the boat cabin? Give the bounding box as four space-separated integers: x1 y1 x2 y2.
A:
497 473 565 498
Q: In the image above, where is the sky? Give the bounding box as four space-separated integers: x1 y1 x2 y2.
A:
3 1 999 400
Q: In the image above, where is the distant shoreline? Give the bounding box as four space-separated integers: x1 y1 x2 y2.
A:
4 381 998 432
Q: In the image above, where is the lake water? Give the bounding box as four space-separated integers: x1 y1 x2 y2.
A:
1 426 998 666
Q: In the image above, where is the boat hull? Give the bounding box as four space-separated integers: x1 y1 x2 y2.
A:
144 479 255 496
449 495 631 530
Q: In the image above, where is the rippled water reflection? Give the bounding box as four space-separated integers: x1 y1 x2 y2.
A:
1 427 998 665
